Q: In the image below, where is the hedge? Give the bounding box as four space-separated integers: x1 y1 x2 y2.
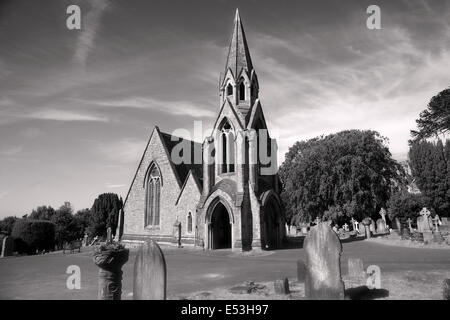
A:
11 219 55 254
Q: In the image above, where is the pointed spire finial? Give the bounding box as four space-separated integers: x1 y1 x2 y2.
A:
224 9 253 81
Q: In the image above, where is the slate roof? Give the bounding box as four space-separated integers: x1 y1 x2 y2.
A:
159 130 203 190
224 9 253 79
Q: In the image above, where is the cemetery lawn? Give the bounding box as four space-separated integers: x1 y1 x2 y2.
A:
0 240 450 300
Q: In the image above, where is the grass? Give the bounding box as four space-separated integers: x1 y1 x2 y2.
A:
168 269 450 300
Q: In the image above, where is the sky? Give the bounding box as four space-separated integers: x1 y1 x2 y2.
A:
1 0 450 218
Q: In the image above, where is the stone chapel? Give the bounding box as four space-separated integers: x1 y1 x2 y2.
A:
117 9 286 251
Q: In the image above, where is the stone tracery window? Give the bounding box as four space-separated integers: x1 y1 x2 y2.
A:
219 120 235 174
145 164 161 226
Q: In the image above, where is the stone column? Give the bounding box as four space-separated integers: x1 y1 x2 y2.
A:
93 244 129 300
203 137 214 196
236 129 245 194
247 129 258 193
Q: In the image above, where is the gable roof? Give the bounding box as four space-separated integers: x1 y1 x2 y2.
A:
158 130 203 187
123 126 203 206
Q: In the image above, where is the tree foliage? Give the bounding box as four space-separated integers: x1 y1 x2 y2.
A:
89 193 123 238
387 191 430 223
410 88 450 142
280 130 406 225
0 216 18 235
408 139 450 216
11 219 55 254
28 205 56 220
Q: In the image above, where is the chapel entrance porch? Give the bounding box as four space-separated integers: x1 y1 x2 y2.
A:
208 202 232 250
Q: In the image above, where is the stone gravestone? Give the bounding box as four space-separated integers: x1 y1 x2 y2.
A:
379 208 387 223
376 219 387 234
407 218 413 232
304 223 345 300
297 259 306 282
417 208 432 233
133 240 167 300
274 278 290 295
347 258 364 278
370 221 376 234
1 236 14 258
395 217 402 235
358 223 366 237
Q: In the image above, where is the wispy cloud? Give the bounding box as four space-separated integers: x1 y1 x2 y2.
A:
79 96 216 118
106 183 126 188
73 0 110 67
95 138 147 164
248 20 450 163
30 109 108 122
0 146 23 156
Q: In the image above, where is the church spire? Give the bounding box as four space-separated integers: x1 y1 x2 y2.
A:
224 8 253 79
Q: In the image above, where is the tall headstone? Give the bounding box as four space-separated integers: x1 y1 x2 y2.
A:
370 221 376 233
1 236 14 258
376 219 387 234
133 240 167 300
379 208 387 223
358 223 366 236
304 223 345 300
417 208 432 233
395 217 402 235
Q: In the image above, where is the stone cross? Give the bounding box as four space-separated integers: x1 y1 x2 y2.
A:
133 240 167 300
433 215 441 232
343 223 349 232
354 220 359 232
304 223 345 300
407 218 413 232
350 218 356 231
379 208 387 223
417 207 432 233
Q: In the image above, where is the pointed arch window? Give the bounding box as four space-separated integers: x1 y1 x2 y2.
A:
145 164 161 226
219 119 235 174
239 81 245 101
227 83 233 96
187 212 193 233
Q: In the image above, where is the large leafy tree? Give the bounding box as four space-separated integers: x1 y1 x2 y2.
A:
280 130 406 225
89 193 123 238
28 206 55 220
50 202 84 248
410 88 450 142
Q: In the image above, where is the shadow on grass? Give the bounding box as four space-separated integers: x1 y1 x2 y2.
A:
345 286 389 300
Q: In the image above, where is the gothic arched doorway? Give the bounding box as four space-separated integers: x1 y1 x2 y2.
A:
261 199 281 250
209 202 232 249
